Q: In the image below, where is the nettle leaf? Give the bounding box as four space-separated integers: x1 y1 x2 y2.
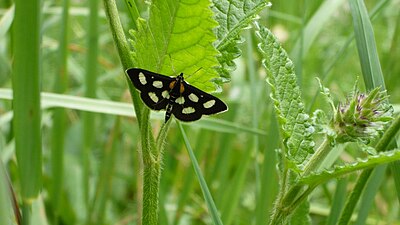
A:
256 25 315 166
129 0 221 92
299 149 400 185
212 0 270 80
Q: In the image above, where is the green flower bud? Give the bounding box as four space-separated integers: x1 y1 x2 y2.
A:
333 87 393 143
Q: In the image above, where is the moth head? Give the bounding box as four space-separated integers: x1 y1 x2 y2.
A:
177 73 184 82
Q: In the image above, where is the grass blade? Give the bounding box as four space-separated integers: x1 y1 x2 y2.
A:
290 0 346 60
0 162 14 224
177 122 223 225
12 0 42 204
0 88 266 136
50 0 69 222
349 0 385 90
326 179 348 225
354 165 386 225
82 0 99 220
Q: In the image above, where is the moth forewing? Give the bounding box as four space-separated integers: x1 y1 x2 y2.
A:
126 68 228 122
182 84 228 116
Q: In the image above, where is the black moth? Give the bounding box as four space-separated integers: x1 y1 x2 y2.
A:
126 68 228 122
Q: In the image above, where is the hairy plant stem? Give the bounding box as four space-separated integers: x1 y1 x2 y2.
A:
270 137 332 224
103 0 142 127
271 115 400 224
103 0 173 223
302 137 332 176
141 110 171 225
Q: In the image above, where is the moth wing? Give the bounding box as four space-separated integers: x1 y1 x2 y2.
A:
171 82 228 122
126 68 174 91
139 91 169 110
171 102 203 122
126 68 173 110
184 83 228 115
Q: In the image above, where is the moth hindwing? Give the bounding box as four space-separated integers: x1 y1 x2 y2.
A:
126 68 228 122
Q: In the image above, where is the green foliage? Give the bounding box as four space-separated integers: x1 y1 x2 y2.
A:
255 6 398 222
257 25 315 165
130 0 221 92
300 149 400 185
12 0 42 202
1 0 400 225
212 0 270 81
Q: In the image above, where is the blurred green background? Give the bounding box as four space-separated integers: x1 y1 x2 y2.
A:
0 0 399 224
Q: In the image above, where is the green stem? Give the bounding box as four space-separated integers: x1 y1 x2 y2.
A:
21 203 30 225
302 136 331 176
83 0 99 221
102 2 174 224
375 114 400 152
13 0 42 200
270 137 332 224
141 111 171 225
338 114 400 225
102 0 143 127
51 0 69 222
337 169 373 225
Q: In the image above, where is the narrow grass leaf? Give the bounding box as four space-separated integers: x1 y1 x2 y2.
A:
326 179 348 225
177 122 223 225
290 0 346 60
50 0 69 219
12 0 42 201
349 0 385 90
82 0 99 218
0 162 13 225
348 1 399 219
354 165 386 225
338 169 373 225
0 88 266 135
308 0 391 111
257 111 279 225
0 5 14 37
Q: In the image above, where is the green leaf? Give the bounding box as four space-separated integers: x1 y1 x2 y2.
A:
0 162 14 225
299 149 400 185
349 0 385 90
289 201 311 225
256 25 315 165
326 179 348 225
354 165 386 225
0 5 14 37
177 122 223 225
0 88 266 136
212 0 270 80
130 0 221 92
12 0 42 201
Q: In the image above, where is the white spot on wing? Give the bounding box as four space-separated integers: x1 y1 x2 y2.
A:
162 90 170 99
153 81 163 88
139 72 147 85
175 97 185 105
148 92 158 103
182 107 195 114
188 93 199 102
203 100 215 108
